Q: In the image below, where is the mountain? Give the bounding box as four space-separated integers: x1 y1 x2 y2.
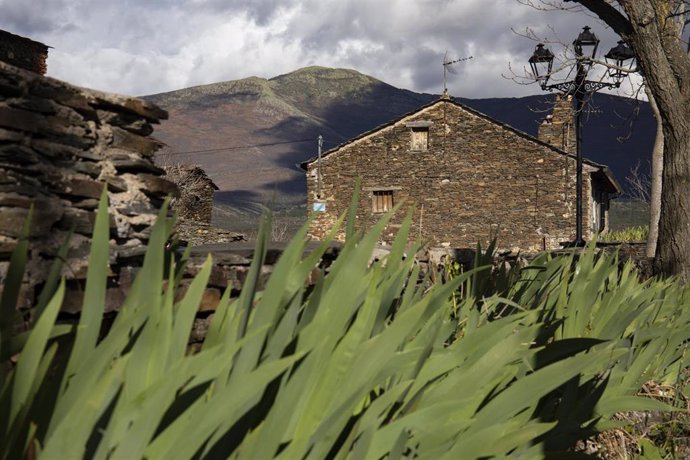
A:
144 66 655 217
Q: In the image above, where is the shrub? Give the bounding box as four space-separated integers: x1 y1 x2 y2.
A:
600 225 649 242
0 191 688 458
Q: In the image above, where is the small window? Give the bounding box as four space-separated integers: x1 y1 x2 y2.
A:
372 190 394 213
410 127 428 151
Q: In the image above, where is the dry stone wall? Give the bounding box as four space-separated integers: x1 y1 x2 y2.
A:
0 61 178 311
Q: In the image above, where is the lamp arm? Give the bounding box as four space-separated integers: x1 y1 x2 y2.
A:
541 79 620 94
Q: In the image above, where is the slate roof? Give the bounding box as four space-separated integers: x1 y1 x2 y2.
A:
0 29 50 51
300 97 621 194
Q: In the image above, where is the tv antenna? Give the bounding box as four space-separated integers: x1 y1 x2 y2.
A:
443 52 473 96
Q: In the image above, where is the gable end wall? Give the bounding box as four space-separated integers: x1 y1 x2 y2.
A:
307 100 593 252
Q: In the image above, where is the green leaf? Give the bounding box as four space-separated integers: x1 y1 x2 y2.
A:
10 280 64 423
638 438 664 460
0 207 32 336
595 395 680 418
346 177 361 240
33 229 73 322
61 188 110 393
42 357 127 459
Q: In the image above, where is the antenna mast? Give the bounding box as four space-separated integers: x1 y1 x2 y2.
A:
443 53 473 97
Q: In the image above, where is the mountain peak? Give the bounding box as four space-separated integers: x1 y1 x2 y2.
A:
271 65 378 83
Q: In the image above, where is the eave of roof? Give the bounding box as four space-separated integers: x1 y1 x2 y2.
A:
0 29 51 51
299 96 620 193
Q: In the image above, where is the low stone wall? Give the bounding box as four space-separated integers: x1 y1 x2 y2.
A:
0 61 177 310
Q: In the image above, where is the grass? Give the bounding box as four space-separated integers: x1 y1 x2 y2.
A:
609 199 650 231
600 225 649 242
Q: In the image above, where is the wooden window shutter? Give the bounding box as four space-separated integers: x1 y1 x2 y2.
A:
410 128 428 151
372 190 394 213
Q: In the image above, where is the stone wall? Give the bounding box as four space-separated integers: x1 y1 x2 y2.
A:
305 97 602 252
163 163 217 224
0 30 48 75
0 61 177 310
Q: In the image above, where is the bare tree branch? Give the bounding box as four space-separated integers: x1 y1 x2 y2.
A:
563 0 633 36
626 160 651 202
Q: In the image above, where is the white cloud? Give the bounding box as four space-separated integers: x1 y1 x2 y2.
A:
0 0 634 98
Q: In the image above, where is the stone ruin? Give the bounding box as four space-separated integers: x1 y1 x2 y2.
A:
0 59 271 329
0 29 49 75
159 162 244 245
0 60 178 312
162 163 218 224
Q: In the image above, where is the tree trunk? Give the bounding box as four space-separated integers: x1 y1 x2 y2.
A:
619 1 690 280
554 1 690 279
645 87 663 258
654 123 690 281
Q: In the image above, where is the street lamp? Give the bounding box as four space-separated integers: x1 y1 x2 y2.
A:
528 27 635 246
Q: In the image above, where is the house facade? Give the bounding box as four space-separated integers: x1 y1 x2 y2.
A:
302 95 620 252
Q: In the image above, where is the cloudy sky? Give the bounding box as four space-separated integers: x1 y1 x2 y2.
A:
1 0 634 98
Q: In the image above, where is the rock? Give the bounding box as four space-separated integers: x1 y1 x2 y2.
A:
10 95 59 115
96 110 154 136
138 174 179 198
71 160 101 177
112 157 165 175
92 94 168 122
58 207 96 235
28 79 95 117
0 72 24 97
55 176 105 199
0 144 40 164
0 202 62 237
111 127 164 157
103 175 128 193
0 236 17 256
70 198 98 210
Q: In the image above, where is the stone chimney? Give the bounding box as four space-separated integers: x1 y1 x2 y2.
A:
538 95 576 154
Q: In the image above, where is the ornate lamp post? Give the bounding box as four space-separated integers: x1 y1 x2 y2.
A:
529 27 636 246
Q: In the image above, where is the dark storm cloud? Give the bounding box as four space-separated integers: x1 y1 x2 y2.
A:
0 0 636 98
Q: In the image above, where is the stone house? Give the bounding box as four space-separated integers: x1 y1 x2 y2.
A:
0 29 49 75
301 95 620 252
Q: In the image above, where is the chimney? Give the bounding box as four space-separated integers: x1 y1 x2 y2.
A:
538 95 576 154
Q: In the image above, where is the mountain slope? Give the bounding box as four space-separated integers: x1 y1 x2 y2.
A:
144 66 654 215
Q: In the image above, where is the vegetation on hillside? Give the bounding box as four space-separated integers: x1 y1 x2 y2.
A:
1 190 689 458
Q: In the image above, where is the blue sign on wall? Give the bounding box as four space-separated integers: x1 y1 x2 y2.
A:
313 202 326 212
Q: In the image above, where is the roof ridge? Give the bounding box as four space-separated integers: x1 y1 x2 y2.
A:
300 97 606 169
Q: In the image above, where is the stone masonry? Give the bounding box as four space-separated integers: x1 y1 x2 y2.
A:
162 163 218 224
0 60 178 311
0 30 49 75
538 95 576 154
303 96 619 252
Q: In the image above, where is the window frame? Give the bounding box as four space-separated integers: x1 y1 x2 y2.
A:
410 127 429 151
406 120 433 152
371 189 395 213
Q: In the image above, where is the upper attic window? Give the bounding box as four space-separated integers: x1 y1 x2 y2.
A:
406 121 432 151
